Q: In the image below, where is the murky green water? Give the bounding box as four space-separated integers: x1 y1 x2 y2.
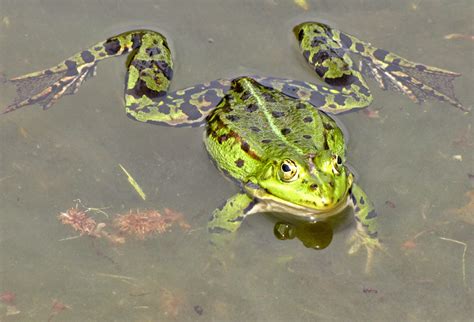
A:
1 1 473 321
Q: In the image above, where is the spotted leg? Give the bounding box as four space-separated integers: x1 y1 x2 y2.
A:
289 22 465 113
208 192 259 245
347 183 383 273
2 30 231 126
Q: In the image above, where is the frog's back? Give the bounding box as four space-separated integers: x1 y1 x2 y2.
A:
205 77 344 180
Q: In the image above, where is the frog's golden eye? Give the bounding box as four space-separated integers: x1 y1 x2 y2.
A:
279 159 299 182
332 154 343 175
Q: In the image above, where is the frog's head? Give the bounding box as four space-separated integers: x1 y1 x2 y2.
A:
251 151 353 215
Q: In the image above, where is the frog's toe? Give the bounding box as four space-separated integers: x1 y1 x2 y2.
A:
347 230 384 274
208 229 236 248
207 231 238 272
3 62 97 114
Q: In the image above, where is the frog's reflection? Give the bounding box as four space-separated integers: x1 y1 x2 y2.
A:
274 221 333 250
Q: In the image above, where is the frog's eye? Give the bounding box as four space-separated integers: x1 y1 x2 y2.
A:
279 159 299 182
332 155 343 175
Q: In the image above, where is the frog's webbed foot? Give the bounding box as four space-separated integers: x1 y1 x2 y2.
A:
347 183 385 274
347 224 385 274
358 48 466 111
3 61 97 114
207 192 259 269
208 192 258 247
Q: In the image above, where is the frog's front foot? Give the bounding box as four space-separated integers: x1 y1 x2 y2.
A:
347 229 384 274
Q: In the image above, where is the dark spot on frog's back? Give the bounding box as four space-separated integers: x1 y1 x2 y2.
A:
246 104 258 112
296 102 306 110
218 134 229 144
281 128 291 135
261 139 272 144
226 114 240 122
104 38 121 55
80 50 95 63
240 90 251 101
271 111 285 118
235 159 245 168
241 141 250 152
262 92 276 102
303 116 313 123
250 126 261 133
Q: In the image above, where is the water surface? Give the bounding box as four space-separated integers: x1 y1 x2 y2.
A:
0 1 473 321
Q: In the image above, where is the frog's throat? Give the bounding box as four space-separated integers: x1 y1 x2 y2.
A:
245 185 350 222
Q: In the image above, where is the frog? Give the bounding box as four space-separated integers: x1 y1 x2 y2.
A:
2 22 465 272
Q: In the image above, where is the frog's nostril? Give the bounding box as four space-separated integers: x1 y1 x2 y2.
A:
310 183 318 190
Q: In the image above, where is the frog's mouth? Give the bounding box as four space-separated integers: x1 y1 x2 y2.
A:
245 184 350 222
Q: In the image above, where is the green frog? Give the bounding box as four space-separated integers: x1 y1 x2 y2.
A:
2 22 465 272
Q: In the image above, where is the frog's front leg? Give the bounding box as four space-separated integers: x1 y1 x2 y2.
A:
208 192 259 245
347 183 383 273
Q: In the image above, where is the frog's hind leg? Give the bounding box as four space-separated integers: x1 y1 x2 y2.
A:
3 30 232 127
2 31 146 114
356 45 466 111
3 58 97 114
120 30 232 127
125 76 231 127
294 22 465 111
